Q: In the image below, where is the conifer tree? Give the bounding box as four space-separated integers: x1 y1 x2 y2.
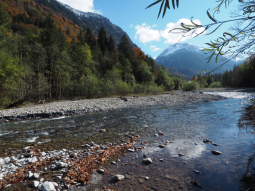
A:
85 27 96 50
107 35 116 55
118 35 132 61
98 27 108 55
78 29 85 46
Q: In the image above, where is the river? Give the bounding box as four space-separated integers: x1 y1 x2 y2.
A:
0 91 255 191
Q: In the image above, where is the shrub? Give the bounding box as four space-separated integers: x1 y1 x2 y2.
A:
210 82 222 88
182 81 200 91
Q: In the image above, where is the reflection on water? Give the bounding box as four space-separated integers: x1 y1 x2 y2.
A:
0 92 255 190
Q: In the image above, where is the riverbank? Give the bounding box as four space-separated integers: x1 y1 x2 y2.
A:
0 90 226 122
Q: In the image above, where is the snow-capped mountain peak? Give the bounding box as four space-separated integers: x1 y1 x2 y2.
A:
160 43 204 57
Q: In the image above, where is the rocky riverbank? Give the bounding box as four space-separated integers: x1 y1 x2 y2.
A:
0 90 226 122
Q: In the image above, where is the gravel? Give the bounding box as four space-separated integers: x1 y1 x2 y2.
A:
0 90 225 122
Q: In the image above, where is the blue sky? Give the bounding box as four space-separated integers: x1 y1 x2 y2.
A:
57 0 241 59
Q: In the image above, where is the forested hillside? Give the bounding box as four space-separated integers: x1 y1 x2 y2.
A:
0 1 182 108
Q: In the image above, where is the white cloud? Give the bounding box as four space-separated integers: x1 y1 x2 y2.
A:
57 0 101 14
134 23 161 44
134 19 205 44
153 57 157 60
150 46 161 52
129 24 133 28
160 19 205 44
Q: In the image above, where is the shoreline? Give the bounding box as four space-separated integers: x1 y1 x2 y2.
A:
0 90 227 122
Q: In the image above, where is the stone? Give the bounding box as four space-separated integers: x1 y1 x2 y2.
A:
99 129 106 132
211 150 221 155
158 132 164 136
56 162 68 168
113 174 125 182
111 161 116 165
194 143 198 145
154 134 159 136
145 177 149 180
159 159 164 162
41 181 56 191
0 158 4 165
97 169 105 174
89 142 94 146
27 156 38 163
194 170 201 174
32 173 40 179
211 143 218 146
30 181 40 188
128 149 135 152
142 158 152 164
56 176 62 180
158 145 165 148
178 153 185 156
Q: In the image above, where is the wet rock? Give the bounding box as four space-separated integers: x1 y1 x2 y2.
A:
41 181 56 191
194 170 201 174
30 181 40 188
158 145 165 148
97 169 105 174
142 158 152 164
178 153 185 156
113 174 125 182
158 132 164 136
128 149 135 152
211 150 221 155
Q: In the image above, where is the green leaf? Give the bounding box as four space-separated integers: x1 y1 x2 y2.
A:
206 23 222 35
172 0 175 9
146 0 162 9
207 10 217 23
158 0 165 19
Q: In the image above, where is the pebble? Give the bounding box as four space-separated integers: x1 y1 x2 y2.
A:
194 170 201 174
113 174 125 182
159 159 164 162
142 158 152 164
41 181 56 191
178 153 185 156
158 145 165 148
97 169 105 174
30 181 40 188
128 149 135 152
111 161 116 165
211 150 222 155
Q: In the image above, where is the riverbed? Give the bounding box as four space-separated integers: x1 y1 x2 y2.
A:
0 89 255 191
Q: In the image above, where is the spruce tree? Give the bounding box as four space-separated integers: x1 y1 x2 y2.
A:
78 29 85 46
98 27 108 55
118 35 132 61
85 27 96 50
107 35 116 55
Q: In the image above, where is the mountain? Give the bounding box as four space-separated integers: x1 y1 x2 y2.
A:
57 1 137 47
155 43 241 79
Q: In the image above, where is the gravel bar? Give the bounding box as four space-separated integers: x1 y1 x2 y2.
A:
0 90 226 122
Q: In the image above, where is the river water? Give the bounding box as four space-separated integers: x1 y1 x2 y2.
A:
0 91 255 191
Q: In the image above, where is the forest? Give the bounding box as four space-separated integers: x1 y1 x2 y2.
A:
0 1 182 108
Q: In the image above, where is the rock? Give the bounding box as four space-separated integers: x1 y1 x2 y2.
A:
111 161 116 165
0 158 4 165
194 170 201 174
154 134 159 136
41 181 56 191
97 169 105 174
56 176 62 180
203 139 210 143
128 149 135 152
158 132 164 136
32 173 40 179
56 162 68 168
81 144 91 149
159 159 164 162
178 153 185 156
27 156 38 163
99 129 106 132
158 145 165 148
142 158 152 164
30 181 40 188
212 150 221 155
211 143 218 146
89 142 94 146
113 174 125 182
145 177 149 180
194 143 198 145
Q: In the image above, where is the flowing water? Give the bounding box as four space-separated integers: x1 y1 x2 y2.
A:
1 91 255 191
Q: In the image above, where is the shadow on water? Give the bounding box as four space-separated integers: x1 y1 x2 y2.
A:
1 91 255 190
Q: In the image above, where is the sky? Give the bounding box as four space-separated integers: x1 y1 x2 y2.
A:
57 0 241 59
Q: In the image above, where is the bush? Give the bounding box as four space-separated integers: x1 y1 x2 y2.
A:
210 82 222 88
182 81 200 91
